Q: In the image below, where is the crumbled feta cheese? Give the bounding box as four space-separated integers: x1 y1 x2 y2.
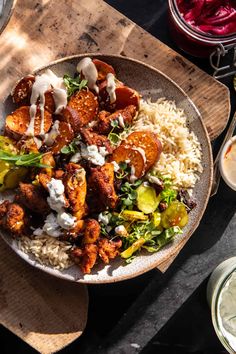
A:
47 178 66 213
112 161 120 172
115 225 128 237
57 211 76 230
70 151 81 163
46 178 76 232
98 212 110 225
81 144 109 166
33 227 43 236
42 213 62 238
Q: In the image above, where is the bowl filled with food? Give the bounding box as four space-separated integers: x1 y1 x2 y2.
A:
0 54 213 283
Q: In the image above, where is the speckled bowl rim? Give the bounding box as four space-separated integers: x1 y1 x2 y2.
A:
0 53 213 283
219 135 236 191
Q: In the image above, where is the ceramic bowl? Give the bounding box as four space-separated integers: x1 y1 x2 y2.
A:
0 54 213 283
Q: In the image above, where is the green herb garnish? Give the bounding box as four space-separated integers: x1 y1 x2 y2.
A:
61 136 81 154
119 179 142 210
160 188 177 206
116 162 131 180
0 150 49 168
108 120 131 145
63 74 88 98
108 120 121 145
152 175 177 206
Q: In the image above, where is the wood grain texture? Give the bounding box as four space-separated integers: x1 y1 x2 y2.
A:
0 1 230 346
0 0 230 139
0 240 88 354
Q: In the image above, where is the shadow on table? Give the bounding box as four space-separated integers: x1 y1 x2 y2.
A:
141 278 228 354
180 181 236 256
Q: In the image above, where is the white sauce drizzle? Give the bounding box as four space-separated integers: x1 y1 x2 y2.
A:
53 88 68 114
106 73 116 103
118 113 125 128
26 69 67 137
77 57 99 94
43 120 60 146
134 147 146 163
148 175 162 185
33 137 43 149
130 165 137 183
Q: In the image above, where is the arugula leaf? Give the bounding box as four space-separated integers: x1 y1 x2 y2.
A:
63 74 88 97
0 150 49 168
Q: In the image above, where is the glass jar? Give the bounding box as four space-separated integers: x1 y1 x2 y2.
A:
207 257 236 354
168 0 236 58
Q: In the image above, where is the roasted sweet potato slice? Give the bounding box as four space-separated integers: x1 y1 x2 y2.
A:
93 59 115 81
68 90 98 126
44 90 55 114
111 145 145 178
60 106 82 134
124 131 162 172
11 75 35 105
50 121 74 154
114 86 140 110
5 106 52 140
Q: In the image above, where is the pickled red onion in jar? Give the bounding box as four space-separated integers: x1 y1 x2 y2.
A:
176 0 236 35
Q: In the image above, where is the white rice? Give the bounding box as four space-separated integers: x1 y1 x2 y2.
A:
132 98 203 190
18 234 74 270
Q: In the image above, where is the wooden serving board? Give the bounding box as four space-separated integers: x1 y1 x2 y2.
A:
0 239 88 353
0 0 231 350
